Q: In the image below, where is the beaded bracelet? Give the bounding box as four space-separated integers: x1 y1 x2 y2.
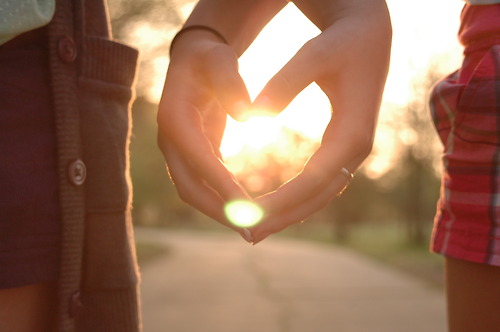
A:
169 25 228 57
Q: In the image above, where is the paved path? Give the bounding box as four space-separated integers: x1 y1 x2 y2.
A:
135 228 447 332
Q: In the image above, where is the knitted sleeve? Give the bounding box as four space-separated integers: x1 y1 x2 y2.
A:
0 0 55 45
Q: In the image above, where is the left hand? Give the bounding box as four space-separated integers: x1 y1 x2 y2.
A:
249 0 392 243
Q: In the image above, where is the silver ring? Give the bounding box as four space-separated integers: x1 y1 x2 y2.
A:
340 167 354 182
336 167 354 198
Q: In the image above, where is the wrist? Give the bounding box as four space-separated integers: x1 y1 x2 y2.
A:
169 26 229 61
183 0 286 56
169 25 228 57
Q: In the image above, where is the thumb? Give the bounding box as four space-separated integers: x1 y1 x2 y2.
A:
252 44 317 115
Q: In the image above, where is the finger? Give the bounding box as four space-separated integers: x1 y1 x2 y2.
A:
160 138 226 221
201 100 227 158
254 85 375 214
252 167 353 244
203 45 252 121
158 101 250 202
161 140 253 242
254 141 345 214
252 39 319 114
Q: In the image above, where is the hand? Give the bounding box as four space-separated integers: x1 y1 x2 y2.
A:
157 30 253 240
250 0 392 243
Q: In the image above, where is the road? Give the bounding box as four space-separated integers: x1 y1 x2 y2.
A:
135 228 447 332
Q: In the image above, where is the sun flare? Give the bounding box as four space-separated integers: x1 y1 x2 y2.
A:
224 200 264 228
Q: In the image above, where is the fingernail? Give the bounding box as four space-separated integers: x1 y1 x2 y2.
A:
241 228 253 243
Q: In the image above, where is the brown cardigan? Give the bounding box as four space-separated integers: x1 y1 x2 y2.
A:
47 0 141 331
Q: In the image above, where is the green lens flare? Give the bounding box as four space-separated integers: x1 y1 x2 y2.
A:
224 200 264 227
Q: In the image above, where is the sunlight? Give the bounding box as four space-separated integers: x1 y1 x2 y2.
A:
220 108 316 194
364 124 399 179
221 111 281 157
384 0 463 104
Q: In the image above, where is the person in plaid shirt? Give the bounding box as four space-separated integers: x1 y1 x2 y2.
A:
430 1 500 331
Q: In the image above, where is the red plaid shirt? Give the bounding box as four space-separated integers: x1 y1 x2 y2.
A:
430 4 500 265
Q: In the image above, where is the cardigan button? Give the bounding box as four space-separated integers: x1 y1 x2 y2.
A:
68 159 87 186
69 290 83 318
58 36 77 63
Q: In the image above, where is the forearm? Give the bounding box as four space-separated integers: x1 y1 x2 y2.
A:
293 0 392 111
183 0 286 56
292 0 391 32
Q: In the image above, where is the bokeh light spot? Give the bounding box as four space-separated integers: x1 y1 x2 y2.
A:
224 200 264 228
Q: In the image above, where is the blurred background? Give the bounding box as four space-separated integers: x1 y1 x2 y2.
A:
107 0 465 286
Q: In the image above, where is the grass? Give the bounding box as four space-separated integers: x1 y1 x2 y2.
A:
340 223 444 288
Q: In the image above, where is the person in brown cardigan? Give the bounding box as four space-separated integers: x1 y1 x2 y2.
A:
0 1 140 331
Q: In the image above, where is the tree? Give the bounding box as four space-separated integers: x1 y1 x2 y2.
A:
108 0 189 100
389 67 443 245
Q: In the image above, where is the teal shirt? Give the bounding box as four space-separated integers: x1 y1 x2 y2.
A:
0 0 55 45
